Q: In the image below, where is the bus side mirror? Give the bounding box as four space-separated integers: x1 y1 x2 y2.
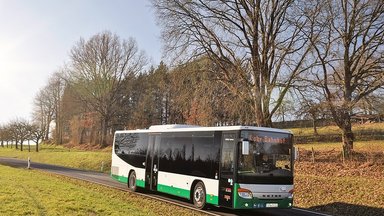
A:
242 141 249 155
294 147 299 160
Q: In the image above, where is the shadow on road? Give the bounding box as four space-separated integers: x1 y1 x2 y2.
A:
309 202 384 216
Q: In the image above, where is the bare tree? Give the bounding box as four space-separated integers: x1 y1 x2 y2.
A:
33 85 55 142
29 123 44 152
303 0 384 157
66 31 147 146
0 125 5 147
273 93 296 124
0 125 12 148
354 91 384 117
7 121 18 149
294 88 328 135
152 0 312 126
33 72 66 144
48 72 66 144
8 118 29 151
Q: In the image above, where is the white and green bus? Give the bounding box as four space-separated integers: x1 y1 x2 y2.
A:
111 124 294 209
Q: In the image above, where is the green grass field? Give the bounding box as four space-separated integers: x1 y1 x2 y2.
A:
0 144 111 172
0 165 206 216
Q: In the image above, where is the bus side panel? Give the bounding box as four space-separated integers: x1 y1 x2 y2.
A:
111 153 146 188
157 171 219 205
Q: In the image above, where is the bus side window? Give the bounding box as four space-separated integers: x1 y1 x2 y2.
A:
221 134 236 172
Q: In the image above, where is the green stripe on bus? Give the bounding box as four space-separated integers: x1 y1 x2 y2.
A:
157 184 219 205
157 184 190 199
206 193 219 205
111 174 128 183
111 174 145 188
111 175 218 205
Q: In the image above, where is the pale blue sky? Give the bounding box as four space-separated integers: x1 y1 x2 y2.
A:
0 0 161 123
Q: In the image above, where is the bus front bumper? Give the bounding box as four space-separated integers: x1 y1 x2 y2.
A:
233 197 293 209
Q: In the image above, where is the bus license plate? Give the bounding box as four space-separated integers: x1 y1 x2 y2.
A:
266 203 278 208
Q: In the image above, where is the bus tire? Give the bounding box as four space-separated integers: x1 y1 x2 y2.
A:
192 181 206 209
128 171 137 192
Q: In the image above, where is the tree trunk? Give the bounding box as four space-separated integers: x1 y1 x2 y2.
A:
342 132 354 158
254 99 271 127
45 116 52 141
340 113 354 159
312 118 318 136
100 117 108 147
79 128 85 144
55 109 63 145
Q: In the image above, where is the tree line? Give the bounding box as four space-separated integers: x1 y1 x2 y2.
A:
0 118 43 152
0 0 383 158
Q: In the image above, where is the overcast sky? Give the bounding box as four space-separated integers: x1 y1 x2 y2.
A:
0 0 161 123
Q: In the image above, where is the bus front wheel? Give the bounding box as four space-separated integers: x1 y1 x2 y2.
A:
192 181 206 209
128 171 137 192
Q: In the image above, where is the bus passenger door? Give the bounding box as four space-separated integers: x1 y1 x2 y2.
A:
145 135 160 191
219 132 237 208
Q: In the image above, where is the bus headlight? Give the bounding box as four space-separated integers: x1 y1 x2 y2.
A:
288 188 294 199
237 188 253 199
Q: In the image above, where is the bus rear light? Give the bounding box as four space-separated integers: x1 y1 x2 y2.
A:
237 188 253 199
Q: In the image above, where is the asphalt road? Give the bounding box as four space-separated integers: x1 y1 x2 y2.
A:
0 157 331 216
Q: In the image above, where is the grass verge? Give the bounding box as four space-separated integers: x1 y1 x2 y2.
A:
0 165 207 216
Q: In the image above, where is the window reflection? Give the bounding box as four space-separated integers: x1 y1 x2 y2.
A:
238 131 292 177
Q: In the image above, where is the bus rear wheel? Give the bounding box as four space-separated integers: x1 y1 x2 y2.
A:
128 171 137 192
192 181 206 209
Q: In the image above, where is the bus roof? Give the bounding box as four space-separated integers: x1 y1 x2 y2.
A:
115 124 292 135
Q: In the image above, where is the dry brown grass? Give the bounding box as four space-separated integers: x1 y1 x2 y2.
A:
294 148 384 216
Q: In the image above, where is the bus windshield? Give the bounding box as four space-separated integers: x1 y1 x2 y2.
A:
238 130 293 178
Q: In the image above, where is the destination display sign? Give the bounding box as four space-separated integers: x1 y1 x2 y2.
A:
247 134 288 144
